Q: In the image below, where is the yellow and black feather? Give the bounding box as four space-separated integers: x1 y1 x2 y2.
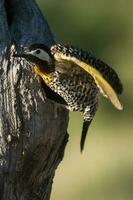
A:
13 43 123 152
51 44 123 110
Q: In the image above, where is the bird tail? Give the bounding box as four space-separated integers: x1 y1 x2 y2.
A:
80 119 92 152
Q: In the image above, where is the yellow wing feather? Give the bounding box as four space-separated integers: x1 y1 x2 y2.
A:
54 53 123 110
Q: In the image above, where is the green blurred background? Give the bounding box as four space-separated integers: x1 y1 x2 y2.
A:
37 1 133 199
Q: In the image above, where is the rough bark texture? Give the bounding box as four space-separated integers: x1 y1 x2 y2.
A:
0 0 69 199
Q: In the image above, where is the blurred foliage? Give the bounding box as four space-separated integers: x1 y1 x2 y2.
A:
36 0 133 199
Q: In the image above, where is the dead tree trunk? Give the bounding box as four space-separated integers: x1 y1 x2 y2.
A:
0 0 69 199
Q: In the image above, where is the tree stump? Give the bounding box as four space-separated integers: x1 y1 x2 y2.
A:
0 0 69 199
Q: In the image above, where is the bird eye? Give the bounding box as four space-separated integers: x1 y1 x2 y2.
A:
36 50 41 54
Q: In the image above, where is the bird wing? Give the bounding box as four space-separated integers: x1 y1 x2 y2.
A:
51 44 123 110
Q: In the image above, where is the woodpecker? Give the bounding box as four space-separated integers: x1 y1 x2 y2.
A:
14 43 123 151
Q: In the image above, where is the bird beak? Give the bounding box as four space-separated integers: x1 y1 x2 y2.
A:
13 51 34 64
13 53 28 58
13 47 30 58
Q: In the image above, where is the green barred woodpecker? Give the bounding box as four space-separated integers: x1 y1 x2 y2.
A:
14 43 123 151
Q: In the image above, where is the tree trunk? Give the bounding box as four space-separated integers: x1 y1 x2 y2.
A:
0 0 69 199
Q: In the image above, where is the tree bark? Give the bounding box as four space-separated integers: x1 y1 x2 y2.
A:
0 0 69 199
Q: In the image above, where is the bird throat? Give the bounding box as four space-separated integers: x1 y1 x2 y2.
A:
33 65 52 84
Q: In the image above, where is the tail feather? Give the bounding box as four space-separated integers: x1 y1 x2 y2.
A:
80 120 92 152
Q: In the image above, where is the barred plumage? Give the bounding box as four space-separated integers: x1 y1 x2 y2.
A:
51 44 123 95
14 43 123 151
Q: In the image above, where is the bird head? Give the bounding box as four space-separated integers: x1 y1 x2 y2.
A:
14 44 55 74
